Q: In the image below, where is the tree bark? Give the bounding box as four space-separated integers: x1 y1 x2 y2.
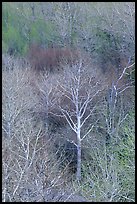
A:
76 116 81 181
76 139 81 181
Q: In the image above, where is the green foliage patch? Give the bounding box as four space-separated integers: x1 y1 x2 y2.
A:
2 3 59 56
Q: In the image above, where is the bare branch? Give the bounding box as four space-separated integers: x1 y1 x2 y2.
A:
116 62 135 87
61 109 77 132
81 121 98 141
80 105 97 128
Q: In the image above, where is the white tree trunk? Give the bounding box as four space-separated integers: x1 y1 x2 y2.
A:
76 116 81 181
76 138 81 181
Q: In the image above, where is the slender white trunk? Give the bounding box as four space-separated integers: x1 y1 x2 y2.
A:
76 116 81 181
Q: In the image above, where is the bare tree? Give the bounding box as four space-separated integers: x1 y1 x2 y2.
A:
29 50 107 181
53 57 107 181
2 56 42 201
105 60 135 143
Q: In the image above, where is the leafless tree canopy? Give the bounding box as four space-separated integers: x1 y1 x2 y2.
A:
2 2 135 202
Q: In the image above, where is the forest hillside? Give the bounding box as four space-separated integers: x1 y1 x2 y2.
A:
2 2 135 202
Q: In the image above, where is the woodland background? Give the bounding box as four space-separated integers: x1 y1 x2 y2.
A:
2 2 135 202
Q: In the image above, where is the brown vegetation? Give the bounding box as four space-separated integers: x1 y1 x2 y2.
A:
28 44 84 74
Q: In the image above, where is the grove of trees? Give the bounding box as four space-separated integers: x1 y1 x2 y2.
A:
2 2 135 202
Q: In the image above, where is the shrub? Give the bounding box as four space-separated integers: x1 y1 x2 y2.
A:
28 45 81 73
